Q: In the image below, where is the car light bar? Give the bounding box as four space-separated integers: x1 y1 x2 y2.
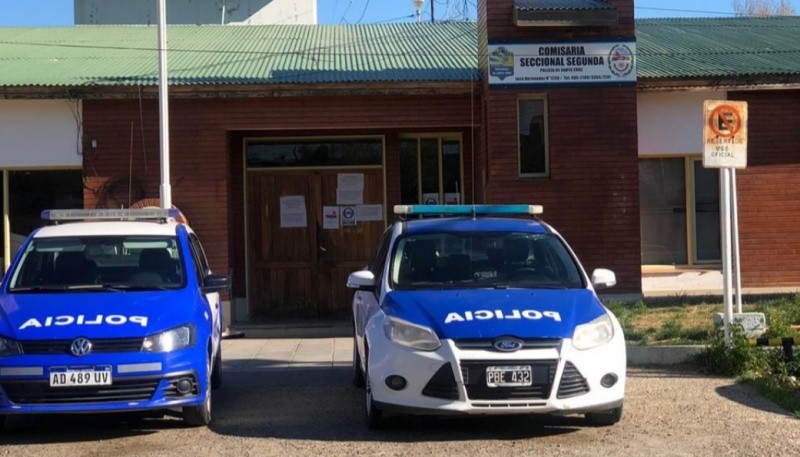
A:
393 204 543 216
41 208 180 221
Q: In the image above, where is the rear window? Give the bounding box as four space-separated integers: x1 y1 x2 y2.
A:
8 236 185 292
390 231 584 290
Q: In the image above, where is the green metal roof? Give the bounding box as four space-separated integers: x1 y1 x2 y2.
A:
0 22 479 87
636 17 800 80
1 17 800 88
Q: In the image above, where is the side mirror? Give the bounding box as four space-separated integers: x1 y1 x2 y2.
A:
347 270 376 291
202 273 232 293
591 268 616 290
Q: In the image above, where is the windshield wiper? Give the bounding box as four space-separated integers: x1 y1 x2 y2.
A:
10 285 69 293
99 284 172 291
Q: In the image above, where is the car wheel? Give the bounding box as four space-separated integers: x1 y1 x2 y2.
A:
183 358 213 427
364 346 385 429
352 333 365 388
211 345 222 390
585 405 623 426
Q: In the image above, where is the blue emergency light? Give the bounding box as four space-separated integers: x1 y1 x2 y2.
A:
393 204 543 216
41 208 180 221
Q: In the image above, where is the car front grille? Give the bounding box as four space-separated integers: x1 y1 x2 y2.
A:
20 338 144 355
460 360 558 400
1 376 160 404
556 362 590 399
453 338 561 351
421 362 459 400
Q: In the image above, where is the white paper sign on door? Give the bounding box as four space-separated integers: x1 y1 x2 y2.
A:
336 188 363 205
356 204 383 222
341 205 357 227
322 206 340 230
422 193 440 205
337 173 364 191
279 195 307 228
444 193 461 205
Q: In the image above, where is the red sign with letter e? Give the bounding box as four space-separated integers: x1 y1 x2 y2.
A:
703 100 748 169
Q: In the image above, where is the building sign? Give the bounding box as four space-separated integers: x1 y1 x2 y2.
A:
703 100 748 169
488 40 636 87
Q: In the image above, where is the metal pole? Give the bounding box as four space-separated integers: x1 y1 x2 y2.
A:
2 170 10 274
157 0 172 209
731 169 743 313
721 168 734 346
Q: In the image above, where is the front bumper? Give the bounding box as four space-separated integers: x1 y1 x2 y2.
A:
0 349 207 414
366 328 626 416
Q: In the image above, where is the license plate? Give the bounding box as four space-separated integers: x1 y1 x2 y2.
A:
49 368 112 387
486 365 533 387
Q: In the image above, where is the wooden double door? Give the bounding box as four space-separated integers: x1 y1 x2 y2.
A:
246 169 385 318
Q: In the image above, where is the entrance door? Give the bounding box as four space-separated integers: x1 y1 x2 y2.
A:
246 168 385 318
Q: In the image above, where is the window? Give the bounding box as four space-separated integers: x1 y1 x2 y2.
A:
188 233 211 282
518 98 549 176
246 138 383 168
399 135 462 205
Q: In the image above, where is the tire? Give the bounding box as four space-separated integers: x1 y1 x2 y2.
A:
183 359 213 427
352 333 365 388
364 346 386 429
211 345 222 390
585 405 623 426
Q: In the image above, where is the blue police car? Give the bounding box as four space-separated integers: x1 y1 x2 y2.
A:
0 209 230 429
348 205 625 428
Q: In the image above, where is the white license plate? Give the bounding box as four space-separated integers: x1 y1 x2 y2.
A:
49 369 112 387
486 365 533 387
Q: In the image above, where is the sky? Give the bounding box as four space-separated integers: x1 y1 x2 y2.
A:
0 0 797 27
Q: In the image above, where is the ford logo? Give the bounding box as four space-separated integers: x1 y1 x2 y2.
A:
70 337 93 357
492 337 523 352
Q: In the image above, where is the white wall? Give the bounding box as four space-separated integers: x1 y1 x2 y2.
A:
637 90 727 156
0 100 82 168
75 0 317 25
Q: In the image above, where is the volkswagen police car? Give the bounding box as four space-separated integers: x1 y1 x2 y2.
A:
348 205 625 428
0 208 229 430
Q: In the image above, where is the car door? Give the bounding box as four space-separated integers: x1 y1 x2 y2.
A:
188 233 221 357
354 226 392 360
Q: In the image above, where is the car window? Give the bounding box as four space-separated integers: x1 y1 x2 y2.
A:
188 233 211 283
390 231 584 290
8 236 185 292
368 227 393 285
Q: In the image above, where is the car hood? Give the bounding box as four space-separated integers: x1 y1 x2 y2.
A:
0 290 197 340
382 289 607 340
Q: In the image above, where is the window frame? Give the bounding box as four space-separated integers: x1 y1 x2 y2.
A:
517 96 550 178
398 133 464 205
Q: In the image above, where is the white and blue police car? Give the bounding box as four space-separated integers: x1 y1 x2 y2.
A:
0 209 229 430
348 205 625 428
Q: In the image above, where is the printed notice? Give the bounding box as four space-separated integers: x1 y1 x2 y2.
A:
422 193 440 205
279 195 307 228
341 206 357 227
444 193 461 205
356 204 383 222
336 188 363 205
323 206 340 230
337 173 364 191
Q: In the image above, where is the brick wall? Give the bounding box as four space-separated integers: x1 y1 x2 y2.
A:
83 94 478 298
729 90 800 287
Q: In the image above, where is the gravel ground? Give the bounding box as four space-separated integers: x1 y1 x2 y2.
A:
1 366 798 456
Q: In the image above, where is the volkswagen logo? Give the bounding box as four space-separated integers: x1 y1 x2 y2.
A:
70 338 93 357
492 337 523 352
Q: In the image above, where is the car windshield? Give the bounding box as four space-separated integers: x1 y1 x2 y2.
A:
7 236 185 292
391 231 584 290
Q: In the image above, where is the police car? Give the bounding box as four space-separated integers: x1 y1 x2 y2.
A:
0 209 229 429
348 205 625 428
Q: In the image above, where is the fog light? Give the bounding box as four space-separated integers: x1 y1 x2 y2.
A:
600 373 618 388
176 378 194 394
385 375 407 391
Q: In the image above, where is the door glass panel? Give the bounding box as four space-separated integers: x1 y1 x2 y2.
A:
246 138 382 168
442 140 461 203
693 162 721 262
399 139 419 205
420 139 439 203
639 159 687 265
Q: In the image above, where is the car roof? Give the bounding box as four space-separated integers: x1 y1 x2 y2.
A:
400 217 549 235
33 221 181 238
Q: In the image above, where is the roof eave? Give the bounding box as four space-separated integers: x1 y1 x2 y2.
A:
638 75 800 91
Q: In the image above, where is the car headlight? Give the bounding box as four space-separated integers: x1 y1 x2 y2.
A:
142 325 195 353
572 314 614 350
0 336 22 357
383 316 441 351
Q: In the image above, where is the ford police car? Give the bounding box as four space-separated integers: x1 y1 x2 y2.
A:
348 205 625 428
0 209 229 430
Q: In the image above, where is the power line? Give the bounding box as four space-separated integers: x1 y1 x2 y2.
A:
354 0 371 24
